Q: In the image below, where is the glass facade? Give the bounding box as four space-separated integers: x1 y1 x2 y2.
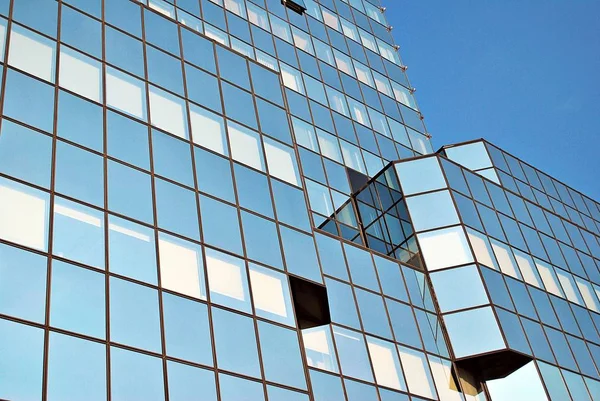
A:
0 1 598 401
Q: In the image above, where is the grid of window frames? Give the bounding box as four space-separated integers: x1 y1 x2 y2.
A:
396 147 600 401
0 0 475 401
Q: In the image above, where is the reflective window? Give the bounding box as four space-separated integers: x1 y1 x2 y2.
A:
105 26 144 76
264 137 302 186
222 83 258 128
106 67 147 119
228 121 265 171
4 69 55 132
302 325 338 373
467 228 499 270
155 178 200 240
397 346 436 399
281 226 322 282
326 278 360 329
149 86 189 139
310 370 345 401
9 24 56 82
487 361 548 401
344 244 379 291
206 248 250 312
0 319 44 400
200 196 243 255
50 261 105 338
0 120 52 188
190 105 227 155
406 190 459 232
219 373 264 401
249 264 294 325
234 164 274 217
47 332 106 401
259 321 307 389
159 233 206 299
167 361 217 401
333 326 374 382
272 180 311 232
212 307 261 377
356 289 392 338
163 293 212 365
396 157 446 195
386 299 422 349
108 216 157 284
108 161 153 224
55 141 103 206
57 91 103 152
110 277 161 352
0 244 47 323
430 265 488 312
111 347 164 401
53 198 104 268
417 226 473 270
59 47 102 102
367 336 406 391
444 307 505 357
152 129 194 186
107 110 150 169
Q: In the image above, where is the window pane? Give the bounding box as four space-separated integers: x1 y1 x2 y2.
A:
366 336 405 391
159 232 206 299
234 164 274 217
430 265 488 312
212 307 261 377
242 213 283 268
444 306 505 358
206 248 250 312
249 264 294 325
333 326 374 382
110 277 161 352
50 260 105 338
107 67 147 119
259 321 307 389
149 86 189 139
58 91 103 151
396 157 446 195
190 105 228 155
167 361 217 401
219 373 264 401
155 178 200 240
59 47 102 102
228 121 265 171
0 178 49 251
264 137 301 186
55 141 104 206
108 215 157 284
108 160 154 224
406 190 459 232
0 244 47 323
9 24 56 82
53 198 105 268
4 69 55 132
107 110 150 169
397 346 436 399
163 293 212 365
280 226 322 282
47 332 106 401
302 326 339 373
200 195 243 254
111 347 164 401
0 319 44 400
356 289 392 338
417 226 473 271
152 129 194 186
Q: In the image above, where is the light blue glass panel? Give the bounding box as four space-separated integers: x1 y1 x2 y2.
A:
0 244 46 323
386 299 422 349
57 91 103 151
0 120 52 188
206 248 250 312
105 26 144 77
366 336 406 391
106 66 147 120
249 264 295 326
234 164 274 218
326 277 361 329
108 215 157 285
302 326 339 373
200 195 243 255
155 178 200 240
315 232 348 280
395 156 446 195
163 293 213 365
110 277 161 352
108 160 154 224
406 190 459 232
4 69 55 132
445 142 492 171
430 265 488 312
345 379 379 401
47 332 106 401
356 289 392 339
486 362 548 401
259 321 307 389
50 260 105 338
53 197 105 268
271 180 311 232
212 307 261 378
105 0 141 37
538 361 572 401
13 0 58 36
144 8 179 55
147 45 184 95
219 373 264 401
333 326 374 382
344 243 379 291
374 255 408 302
107 110 150 170
444 306 505 358
61 6 102 57
280 226 322 282
158 232 206 299
167 361 217 401
152 129 194 186
310 370 345 401
55 141 104 206
111 347 165 401
0 319 44 400
65 0 101 17
242 212 283 269
195 148 235 203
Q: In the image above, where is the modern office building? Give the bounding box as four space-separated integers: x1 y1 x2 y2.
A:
0 0 598 400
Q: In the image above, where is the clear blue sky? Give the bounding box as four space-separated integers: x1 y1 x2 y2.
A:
384 1 600 201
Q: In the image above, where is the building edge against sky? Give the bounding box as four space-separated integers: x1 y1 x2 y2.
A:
0 0 599 401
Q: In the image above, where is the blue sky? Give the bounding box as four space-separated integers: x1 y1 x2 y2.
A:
384 1 600 201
